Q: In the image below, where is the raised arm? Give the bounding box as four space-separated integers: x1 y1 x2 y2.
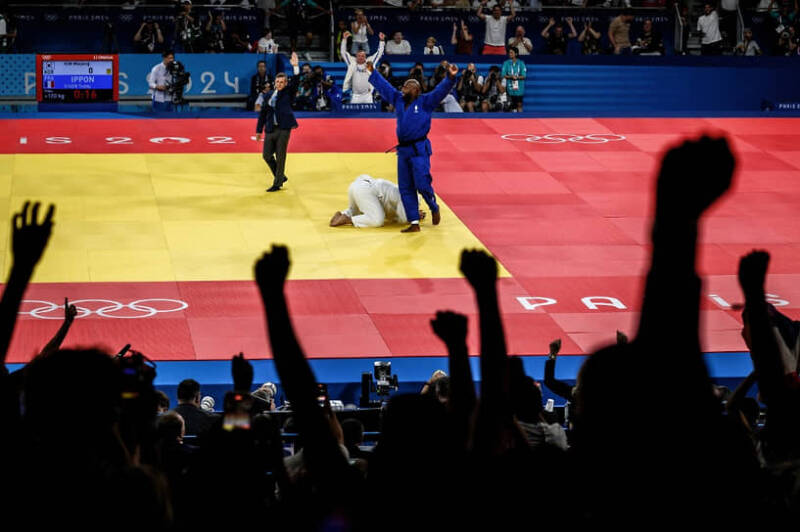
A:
340 31 353 65
422 62 458 111
477 0 487 20
542 17 555 38
543 339 575 401
367 65 400 106
451 23 458 45
38 299 78 357
566 17 577 39
0 203 55 368
368 34 386 65
739 252 788 406
254 246 350 481
431 311 476 423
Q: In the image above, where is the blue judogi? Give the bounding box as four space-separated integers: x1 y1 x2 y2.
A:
368 70 456 223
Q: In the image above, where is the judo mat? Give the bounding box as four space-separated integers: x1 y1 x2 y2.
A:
3 116 800 364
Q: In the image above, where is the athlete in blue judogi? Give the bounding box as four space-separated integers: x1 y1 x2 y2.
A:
366 61 459 232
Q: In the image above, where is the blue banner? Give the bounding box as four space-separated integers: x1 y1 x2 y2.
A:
117 53 277 97
0 54 276 97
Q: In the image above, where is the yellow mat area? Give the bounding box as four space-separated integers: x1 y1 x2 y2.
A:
0 153 507 282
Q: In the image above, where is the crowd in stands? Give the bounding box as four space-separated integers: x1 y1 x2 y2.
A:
0 0 797 56
2 136 800 528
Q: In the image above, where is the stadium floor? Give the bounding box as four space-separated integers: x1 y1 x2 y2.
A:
3 117 800 380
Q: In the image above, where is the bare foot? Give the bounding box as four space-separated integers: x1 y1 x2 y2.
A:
401 224 421 233
329 212 351 227
432 210 441 225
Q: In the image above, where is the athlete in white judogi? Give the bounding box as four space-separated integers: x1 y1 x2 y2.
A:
329 174 426 228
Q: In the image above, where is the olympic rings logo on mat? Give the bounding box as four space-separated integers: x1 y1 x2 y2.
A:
19 299 189 319
501 134 627 144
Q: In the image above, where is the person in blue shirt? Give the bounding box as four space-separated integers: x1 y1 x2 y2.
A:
366 60 459 233
501 47 526 112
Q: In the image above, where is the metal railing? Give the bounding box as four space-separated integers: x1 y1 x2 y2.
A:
673 1 684 54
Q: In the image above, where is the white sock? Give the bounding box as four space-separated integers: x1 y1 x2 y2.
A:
411 220 420 225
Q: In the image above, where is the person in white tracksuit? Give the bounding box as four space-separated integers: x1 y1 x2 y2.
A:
340 31 386 104
329 175 426 228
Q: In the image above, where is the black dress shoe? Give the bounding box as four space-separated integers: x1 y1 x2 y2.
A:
267 185 281 192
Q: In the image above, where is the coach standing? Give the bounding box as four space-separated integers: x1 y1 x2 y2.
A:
256 52 300 192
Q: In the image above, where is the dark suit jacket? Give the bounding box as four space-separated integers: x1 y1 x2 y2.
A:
256 73 300 134
173 403 218 436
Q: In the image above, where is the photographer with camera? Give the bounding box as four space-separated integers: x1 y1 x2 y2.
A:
480 65 509 112
149 51 176 112
457 63 484 112
205 11 227 53
134 18 164 54
173 1 199 53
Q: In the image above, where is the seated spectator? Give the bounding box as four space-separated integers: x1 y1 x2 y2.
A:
386 31 412 54
133 19 164 53
578 20 602 55
156 390 170 414
510 359 568 451
341 418 370 460
541 17 577 55
452 19 474 54
502 47 526 112
229 25 253 53
457 63 485 112
256 28 278 53
773 25 798 55
507 25 533 55
155 411 196 484
609 10 634 55
249 60 272 111
735 27 762 55
0 9 17 53
632 18 664 55
423 36 445 54
205 11 227 53
173 378 218 436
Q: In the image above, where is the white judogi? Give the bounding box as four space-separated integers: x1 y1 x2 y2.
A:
341 39 385 103
342 175 408 228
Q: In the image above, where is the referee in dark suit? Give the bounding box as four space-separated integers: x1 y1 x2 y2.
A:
256 52 301 192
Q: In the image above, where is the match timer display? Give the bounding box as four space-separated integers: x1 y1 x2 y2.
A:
37 54 119 104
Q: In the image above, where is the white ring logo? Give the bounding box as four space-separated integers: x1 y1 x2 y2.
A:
501 134 627 144
20 299 189 319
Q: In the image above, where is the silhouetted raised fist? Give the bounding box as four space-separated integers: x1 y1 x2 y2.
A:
431 310 468 346
657 136 735 221
459 249 497 288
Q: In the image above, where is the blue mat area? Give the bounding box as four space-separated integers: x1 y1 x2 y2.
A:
3 109 800 119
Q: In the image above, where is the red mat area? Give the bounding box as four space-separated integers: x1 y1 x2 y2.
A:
6 117 800 361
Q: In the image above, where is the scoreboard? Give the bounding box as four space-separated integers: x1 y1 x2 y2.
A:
36 54 119 104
